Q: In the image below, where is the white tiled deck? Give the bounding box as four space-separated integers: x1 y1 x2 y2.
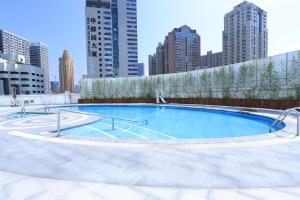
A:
1 105 300 200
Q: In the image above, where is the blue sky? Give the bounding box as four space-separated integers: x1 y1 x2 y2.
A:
1 0 300 84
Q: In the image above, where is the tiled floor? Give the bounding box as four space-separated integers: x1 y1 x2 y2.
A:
1 105 300 199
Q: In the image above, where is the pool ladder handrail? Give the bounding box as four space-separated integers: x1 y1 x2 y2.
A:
269 107 300 136
111 117 148 131
56 109 148 137
20 105 26 118
156 90 168 104
43 103 51 114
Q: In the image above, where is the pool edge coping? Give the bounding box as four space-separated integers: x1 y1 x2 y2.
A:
2 103 299 149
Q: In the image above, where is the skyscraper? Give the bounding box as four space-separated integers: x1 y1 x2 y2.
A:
85 0 138 79
223 1 268 65
138 63 144 76
155 43 165 75
59 50 74 93
149 26 201 75
50 81 59 94
148 43 165 76
0 29 30 64
30 42 49 92
148 54 156 75
164 25 201 74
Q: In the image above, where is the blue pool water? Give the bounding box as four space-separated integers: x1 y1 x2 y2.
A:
55 105 284 141
7 112 50 120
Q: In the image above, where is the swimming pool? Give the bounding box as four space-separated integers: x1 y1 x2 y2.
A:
52 105 284 141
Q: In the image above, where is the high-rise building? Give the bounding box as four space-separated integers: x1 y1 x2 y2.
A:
138 63 144 76
0 29 30 64
30 42 49 93
223 1 268 65
200 51 223 68
148 43 165 76
74 84 80 94
164 25 201 74
85 0 138 79
149 26 201 75
148 54 156 76
50 81 59 94
59 50 74 93
155 43 165 75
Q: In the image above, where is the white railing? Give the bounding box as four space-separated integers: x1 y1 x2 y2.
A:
20 105 26 118
269 107 300 136
56 109 148 137
111 117 148 131
43 103 51 114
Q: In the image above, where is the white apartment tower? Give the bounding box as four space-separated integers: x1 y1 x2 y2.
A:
85 0 138 78
30 43 49 92
0 29 30 64
223 1 268 65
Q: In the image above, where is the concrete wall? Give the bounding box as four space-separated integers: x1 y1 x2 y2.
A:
0 93 79 106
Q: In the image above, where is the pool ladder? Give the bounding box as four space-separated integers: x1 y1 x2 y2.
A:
269 107 300 136
156 90 168 104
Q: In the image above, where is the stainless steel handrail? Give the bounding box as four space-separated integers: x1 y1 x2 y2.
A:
269 107 300 136
56 109 103 137
44 103 51 114
111 117 148 131
21 105 26 118
56 109 148 137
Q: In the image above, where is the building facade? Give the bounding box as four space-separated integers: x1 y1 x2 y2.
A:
138 63 144 76
200 51 223 68
0 57 45 95
59 50 74 93
148 54 156 75
223 1 268 65
30 42 49 93
50 81 59 94
149 25 201 75
155 43 165 75
0 29 30 64
85 0 138 79
164 25 201 74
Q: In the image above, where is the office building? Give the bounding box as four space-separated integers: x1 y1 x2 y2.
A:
148 54 156 76
200 51 223 68
82 75 88 80
0 55 45 95
59 50 74 93
149 25 200 75
0 29 30 64
164 25 200 73
50 81 59 94
148 43 165 76
223 1 268 65
155 43 165 75
85 0 138 78
74 84 80 94
138 63 144 76
30 42 49 92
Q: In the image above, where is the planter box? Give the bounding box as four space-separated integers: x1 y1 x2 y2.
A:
79 98 300 110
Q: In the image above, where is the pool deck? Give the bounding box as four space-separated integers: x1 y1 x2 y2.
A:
1 104 300 199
